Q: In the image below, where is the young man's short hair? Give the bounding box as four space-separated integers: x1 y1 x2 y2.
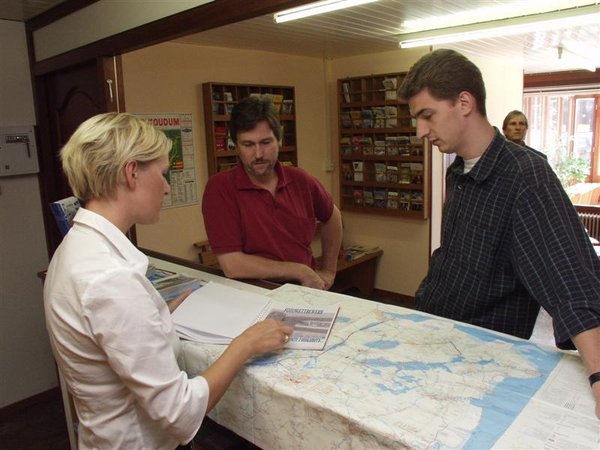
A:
399 49 487 117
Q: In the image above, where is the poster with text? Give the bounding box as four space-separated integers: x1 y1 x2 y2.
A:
136 113 198 209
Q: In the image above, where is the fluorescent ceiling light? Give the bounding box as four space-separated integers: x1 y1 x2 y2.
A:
398 4 600 49
401 0 593 33
274 0 378 24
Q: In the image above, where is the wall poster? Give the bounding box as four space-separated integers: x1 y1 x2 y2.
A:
136 113 198 209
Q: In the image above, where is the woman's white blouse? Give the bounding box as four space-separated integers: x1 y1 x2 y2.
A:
44 208 208 449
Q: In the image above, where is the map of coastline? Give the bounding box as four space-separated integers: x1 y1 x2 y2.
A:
180 283 598 449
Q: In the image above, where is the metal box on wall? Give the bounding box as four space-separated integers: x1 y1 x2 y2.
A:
0 126 39 177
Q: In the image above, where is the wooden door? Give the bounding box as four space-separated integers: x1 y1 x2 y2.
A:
35 56 126 256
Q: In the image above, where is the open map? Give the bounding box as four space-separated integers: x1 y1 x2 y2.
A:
182 283 599 449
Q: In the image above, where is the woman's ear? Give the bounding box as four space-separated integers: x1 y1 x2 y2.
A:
124 160 138 189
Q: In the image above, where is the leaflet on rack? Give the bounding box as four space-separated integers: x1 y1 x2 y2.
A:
171 281 339 350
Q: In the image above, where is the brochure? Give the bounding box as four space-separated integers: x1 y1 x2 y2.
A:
50 196 81 236
146 265 205 302
171 281 339 350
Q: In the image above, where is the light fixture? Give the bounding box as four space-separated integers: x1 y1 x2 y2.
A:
398 4 600 49
274 0 378 24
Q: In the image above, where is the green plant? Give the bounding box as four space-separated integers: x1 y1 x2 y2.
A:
554 154 590 188
544 134 590 189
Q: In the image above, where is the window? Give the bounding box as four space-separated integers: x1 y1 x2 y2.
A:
523 89 600 183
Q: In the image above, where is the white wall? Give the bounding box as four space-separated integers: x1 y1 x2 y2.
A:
466 53 524 130
0 20 57 408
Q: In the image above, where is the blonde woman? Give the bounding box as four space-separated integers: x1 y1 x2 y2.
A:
44 112 292 449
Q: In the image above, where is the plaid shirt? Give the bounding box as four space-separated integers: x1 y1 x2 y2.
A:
416 129 600 348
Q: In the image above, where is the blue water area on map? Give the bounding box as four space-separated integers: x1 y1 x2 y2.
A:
452 323 562 449
251 354 329 371
376 381 411 395
251 310 564 449
387 312 431 322
360 315 564 448
336 315 352 323
364 339 399 350
250 353 283 366
363 357 400 368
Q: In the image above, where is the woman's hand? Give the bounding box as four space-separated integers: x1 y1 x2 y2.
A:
201 319 294 412
235 319 295 356
167 289 192 313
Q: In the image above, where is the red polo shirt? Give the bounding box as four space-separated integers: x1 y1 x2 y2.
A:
202 162 334 268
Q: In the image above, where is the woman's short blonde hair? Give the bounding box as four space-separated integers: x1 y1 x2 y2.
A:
60 112 171 201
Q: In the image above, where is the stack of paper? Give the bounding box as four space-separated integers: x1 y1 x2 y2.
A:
171 282 339 350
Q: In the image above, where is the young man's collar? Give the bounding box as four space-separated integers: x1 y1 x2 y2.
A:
450 128 505 183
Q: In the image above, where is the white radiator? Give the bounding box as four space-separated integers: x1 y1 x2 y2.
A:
578 212 600 241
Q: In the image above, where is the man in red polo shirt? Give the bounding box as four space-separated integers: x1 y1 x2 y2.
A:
202 96 343 290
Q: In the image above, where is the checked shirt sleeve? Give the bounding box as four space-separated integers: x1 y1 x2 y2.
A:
511 178 600 348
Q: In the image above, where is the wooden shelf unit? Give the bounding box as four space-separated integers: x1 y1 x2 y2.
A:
337 73 430 219
202 82 297 176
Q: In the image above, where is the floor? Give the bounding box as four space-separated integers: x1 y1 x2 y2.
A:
0 387 257 450
0 389 69 450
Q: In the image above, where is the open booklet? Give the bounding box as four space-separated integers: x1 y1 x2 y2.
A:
171 281 339 350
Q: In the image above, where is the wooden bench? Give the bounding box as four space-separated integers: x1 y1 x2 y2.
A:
193 241 383 296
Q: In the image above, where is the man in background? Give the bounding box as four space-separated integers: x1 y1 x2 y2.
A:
399 48 600 418
202 96 342 290
502 109 529 145
502 109 547 158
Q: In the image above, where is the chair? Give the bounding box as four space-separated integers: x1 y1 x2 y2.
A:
193 240 220 267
